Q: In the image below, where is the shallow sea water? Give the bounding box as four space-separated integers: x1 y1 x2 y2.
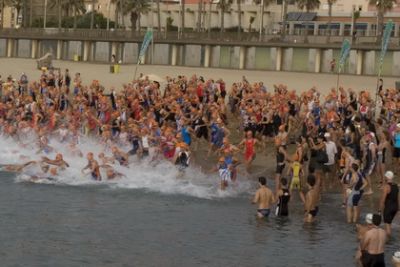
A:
0 135 398 267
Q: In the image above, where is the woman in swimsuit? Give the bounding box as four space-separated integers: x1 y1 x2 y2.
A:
239 131 258 173
376 132 390 186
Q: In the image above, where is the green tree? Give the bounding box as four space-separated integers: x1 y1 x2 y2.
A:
124 0 150 33
295 0 320 42
326 0 337 41
369 0 396 39
50 0 85 29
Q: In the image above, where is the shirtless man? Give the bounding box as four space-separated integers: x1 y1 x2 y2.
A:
304 174 319 223
252 177 275 218
82 152 95 173
360 214 386 267
81 152 101 181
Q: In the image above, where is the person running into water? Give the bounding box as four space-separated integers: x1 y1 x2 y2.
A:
252 177 275 218
287 155 305 203
379 171 399 237
304 174 319 223
360 214 387 267
275 178 291 217
175 142 191 171
0 161 36 172
41 153 69 169
213 157 231 190
346 163 368 224
275 141 288 192
362 132 377 195
238 131 258 173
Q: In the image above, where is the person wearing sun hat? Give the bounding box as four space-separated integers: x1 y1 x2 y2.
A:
379 170 399 236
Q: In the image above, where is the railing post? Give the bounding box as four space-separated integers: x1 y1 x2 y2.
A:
315 48 321 73
204 45 211 68
6 38 14 57
31 39 38 58
239 46 246 70
356 50 363 75
276 47 282 71
83 41 91 62
56 40 63 60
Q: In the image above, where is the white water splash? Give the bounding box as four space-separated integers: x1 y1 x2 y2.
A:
0 135 252 199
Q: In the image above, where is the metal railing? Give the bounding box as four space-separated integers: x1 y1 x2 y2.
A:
0 28 398 47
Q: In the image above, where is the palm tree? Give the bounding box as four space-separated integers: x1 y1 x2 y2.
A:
217 0 232 33
57 0 63 29
0 0 4 28
124 0 150 33
326 0 337 42
197 0 203 32
295 0 320 42
281 0 288 40
180 0 185 36
369 0 396 39
237 0 242 38
90 0 96 29
156 0 161 34
254 0 275 38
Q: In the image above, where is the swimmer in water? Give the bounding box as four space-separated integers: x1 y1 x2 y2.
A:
252 177 275 218
174 142 190 171
304 174 319 223
0 161 36 172
90 160 101 181
111 146 129 166
98 152 115 166
41 153 69 169
82 152 95 173
105 168 125 180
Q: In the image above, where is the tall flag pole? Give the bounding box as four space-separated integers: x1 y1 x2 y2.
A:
375 20 394 116
336 39 351 95
134 28 154 80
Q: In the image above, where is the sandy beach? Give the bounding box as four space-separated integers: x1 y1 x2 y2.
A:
1 58 398 94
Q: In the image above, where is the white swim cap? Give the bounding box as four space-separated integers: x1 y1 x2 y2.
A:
385 171 394 180
365 213 373 224
393 251 400 263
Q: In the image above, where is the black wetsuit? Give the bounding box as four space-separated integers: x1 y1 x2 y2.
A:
276 147 285 174
276 188 290 216
383 183 399 224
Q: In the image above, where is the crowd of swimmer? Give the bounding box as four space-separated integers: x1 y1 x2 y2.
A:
0 69 399 265
229 80 399 266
